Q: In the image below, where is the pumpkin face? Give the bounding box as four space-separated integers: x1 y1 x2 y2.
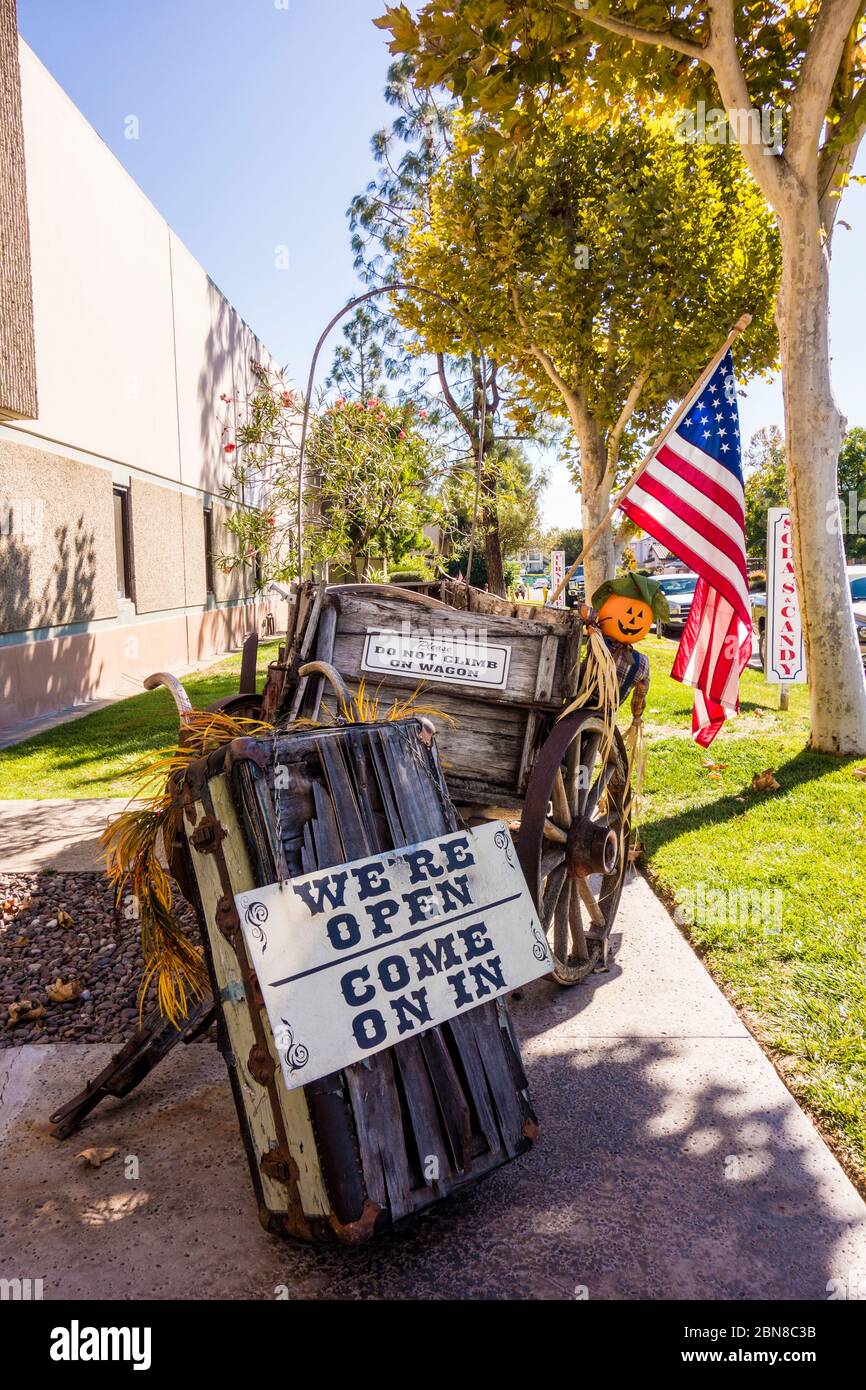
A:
597 592 653 644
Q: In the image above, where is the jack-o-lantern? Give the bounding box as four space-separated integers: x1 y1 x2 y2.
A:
590 573 670 646
596 593 653 644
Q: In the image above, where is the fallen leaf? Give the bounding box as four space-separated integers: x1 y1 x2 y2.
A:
45 978 80 1003
6 999 46 1026
752 768 780 792
1 898 15 914
56 909 74 928
853 766 866 780
76 1147 119 1168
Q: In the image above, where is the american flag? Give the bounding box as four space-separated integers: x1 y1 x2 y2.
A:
620 349 753 746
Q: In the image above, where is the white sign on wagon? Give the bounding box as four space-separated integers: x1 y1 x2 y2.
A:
235 821 551 1091
765 507 806 683
361 627 512 689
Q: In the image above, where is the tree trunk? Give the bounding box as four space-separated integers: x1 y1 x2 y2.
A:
579 426 616 605
776 199 866 753
480 447 506 595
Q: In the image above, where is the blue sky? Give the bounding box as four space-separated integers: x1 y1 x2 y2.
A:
18 0 866 525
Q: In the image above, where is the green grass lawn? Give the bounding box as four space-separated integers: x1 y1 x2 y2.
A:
0 640 282 800
636 636 866 1188
2 629 864 1185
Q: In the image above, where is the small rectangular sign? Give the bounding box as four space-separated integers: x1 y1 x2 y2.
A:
361 627 512 689
235 822 551 1091
765 508 806 683
550 550 566 608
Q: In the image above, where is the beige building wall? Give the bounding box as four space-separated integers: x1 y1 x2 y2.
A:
0 25 286 733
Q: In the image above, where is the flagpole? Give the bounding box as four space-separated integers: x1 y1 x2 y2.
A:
548 314 752 606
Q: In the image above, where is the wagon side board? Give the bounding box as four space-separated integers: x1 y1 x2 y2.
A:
182 777 331 1237
307 589 583 795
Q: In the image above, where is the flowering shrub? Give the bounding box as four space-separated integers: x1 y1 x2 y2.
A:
218 363 443 585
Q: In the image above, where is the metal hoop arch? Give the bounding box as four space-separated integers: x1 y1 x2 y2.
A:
295 282 489 582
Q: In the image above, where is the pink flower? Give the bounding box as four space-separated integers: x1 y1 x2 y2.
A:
398 430 406 439
367 397 379 408
419 409 428 419
377 412 386 421
224 443 236 453
281 391 293 406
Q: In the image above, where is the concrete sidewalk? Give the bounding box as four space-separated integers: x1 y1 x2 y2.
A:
0 799 135 873
2 873 864 1300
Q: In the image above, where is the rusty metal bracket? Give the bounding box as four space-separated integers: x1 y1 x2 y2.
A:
190 815 227 855
248 1044 276 1086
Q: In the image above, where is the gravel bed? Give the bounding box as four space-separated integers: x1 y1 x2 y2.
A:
0 870 202 1046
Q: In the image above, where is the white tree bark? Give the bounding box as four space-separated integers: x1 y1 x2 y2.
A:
775 199 866 751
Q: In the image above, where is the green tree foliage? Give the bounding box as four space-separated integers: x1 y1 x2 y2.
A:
746 424 866 561
218 366 441 585
305 396 440 581
325 305 401 400
744 426 788 557
395 102 779 598
837 426 866 561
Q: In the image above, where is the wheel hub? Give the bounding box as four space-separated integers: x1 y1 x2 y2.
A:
565 818 618 878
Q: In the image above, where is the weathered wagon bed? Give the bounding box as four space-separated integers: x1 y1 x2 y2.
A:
259 579 633 986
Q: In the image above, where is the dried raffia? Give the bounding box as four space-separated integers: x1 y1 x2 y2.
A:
101 693 445 1025
556 622 620 764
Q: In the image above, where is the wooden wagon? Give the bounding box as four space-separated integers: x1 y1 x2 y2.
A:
242 578 635 987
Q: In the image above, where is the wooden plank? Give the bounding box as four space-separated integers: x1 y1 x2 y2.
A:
418 1028 472 1173
458 1002 528 1157
308 600 338 722
446 1011 502 1156
310 776 345 865
516 631 561 793
344 1050 414 1220
187 778 331 1222
368 733 406 844
318 740 372 861
392 1036 452 1193
378 722 436 839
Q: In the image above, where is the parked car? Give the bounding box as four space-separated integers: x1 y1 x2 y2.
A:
653 572 699 637
751 564 866 670
565 566 585 608
531 575 550 591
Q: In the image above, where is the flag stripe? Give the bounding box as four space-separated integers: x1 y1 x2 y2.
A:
619 348 750 747
654 443 745 528
630 471 749 602
621 494 750 623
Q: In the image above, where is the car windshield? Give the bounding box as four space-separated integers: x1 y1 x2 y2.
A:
658 577 697 595
850 576 866 602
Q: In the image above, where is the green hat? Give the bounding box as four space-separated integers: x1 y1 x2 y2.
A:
592 572 670 623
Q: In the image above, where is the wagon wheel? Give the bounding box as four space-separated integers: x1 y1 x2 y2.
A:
516 708 631 986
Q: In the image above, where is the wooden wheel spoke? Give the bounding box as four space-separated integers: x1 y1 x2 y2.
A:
540 846 566 879
552 768 571 830
542 818 567 844
577 732 600 814
541 863 567 928
576 876 605 929
568 878 590 963
585 758 615 819
564 738 582 818
553 884 570 962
